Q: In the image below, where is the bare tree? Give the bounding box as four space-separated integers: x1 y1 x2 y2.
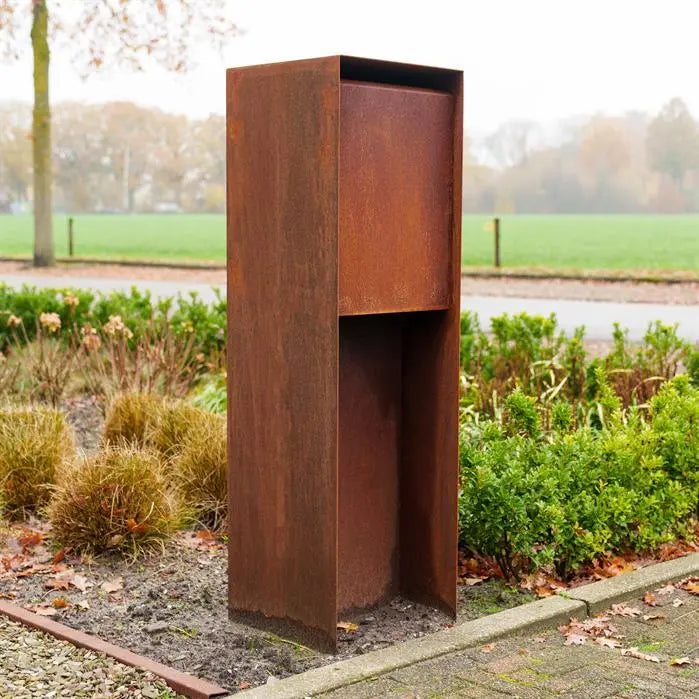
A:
0 0 238 266
647 98 699 185
484 120 539 169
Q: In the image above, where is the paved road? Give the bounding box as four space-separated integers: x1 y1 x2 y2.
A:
2 274 697 342
464 295 699 342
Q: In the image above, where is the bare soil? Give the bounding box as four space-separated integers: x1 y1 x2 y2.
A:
0 398 532 693
0 531 531 694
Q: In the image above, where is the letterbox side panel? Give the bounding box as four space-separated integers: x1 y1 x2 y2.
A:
400 312 459 615
226 58 340 650
337 315 402 613
399 73 462 616
339 82 453 315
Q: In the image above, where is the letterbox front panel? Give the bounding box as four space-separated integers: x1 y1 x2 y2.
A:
339 80 454 315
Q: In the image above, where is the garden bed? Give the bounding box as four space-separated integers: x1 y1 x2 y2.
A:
0 522 533 693
0 285 697 693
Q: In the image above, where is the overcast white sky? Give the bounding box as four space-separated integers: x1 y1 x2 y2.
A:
2 0 698 136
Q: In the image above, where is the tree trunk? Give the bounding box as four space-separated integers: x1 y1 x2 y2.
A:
31 0 54 266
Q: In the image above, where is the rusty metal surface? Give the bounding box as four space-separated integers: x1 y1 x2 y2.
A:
339 81 454 315
338 315 402 612
399 72 463 617
226 56 340 651
226 55 462 650
0 600 227 698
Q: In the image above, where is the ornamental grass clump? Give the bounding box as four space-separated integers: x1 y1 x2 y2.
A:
103 392 163 447
172 412 227 529
0 408 74 518
50 445 184 555
146 400 206 459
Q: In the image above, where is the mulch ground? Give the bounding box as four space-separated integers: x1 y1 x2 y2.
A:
0 523 534 693
0 399 533 694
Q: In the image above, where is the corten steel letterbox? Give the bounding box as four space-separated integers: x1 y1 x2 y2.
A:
226 55 463 651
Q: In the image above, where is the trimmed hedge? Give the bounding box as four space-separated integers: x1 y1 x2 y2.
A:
459 376 699 580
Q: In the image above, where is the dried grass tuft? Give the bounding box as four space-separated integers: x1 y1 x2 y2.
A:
0 408 74 519
49 445 185 555
172 412 227 529
146 401 206 459
102 393 162 447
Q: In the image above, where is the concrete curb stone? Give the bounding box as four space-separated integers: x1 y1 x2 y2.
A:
236 596 585 698
236 553 699 698
563 551 699 615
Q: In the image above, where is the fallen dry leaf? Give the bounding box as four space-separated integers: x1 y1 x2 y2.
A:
239 682 250 690
100 577 124 594
52 549 65 565
642 592 659 607
52 598 68 609
559 616 623 646
680 580 699 596
481 643 495 653
31 605 57 617
654 584 676 595
461 577 486 586
595 637 622 649
72 574 92 593
52 570 93 593
336 621 358 632
75 600 90 611
44 579 70 591
610 603 642 617
15 564 51 578
643 613 665 621
18 532 43 549
591 556 635 579
672 598 685 608
669 657 691 666
621 647 660 663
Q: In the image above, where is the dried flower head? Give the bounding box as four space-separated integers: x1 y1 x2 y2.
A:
103 315 133 339
7 314 22 328
81 324 101 352
63 294 80 309
39 312 61 333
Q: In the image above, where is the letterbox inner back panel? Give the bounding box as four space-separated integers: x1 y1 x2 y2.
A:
339 80 454 316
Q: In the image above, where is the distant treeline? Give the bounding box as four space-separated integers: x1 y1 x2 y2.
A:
0 101 224 214
1 97 698 215
465 98 699 214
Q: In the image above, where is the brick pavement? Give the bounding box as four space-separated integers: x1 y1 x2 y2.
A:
320 587 699 698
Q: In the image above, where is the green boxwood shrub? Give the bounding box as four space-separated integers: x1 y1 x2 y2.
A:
459 381 698 580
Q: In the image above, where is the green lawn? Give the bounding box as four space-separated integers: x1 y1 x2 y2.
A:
463 214 698 271
1 213 697 272
0 214 226 262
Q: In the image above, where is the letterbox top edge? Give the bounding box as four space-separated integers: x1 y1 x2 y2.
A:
226 56 462 92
